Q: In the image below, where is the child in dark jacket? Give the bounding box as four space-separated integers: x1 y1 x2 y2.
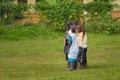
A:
64 21 72 68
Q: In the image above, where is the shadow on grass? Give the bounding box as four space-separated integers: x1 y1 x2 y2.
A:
88 63 112 69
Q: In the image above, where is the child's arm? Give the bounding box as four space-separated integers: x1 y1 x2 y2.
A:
64 31 67 46
83 33 87 45
67 36 72 52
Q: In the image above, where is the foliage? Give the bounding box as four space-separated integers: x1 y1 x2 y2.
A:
83 1 120 35
93 0 116 3
105 19 120 35
44 0 57 5
0 0 120 34
84 1 113 15
36 1 115 33
0 2 28 24
36 2 84 31
85 13 120 34
0 24 59 40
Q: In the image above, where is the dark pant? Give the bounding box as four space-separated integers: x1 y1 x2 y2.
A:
77 47 87 65
69 61 77 71
64 39 69 54
66 54 68 61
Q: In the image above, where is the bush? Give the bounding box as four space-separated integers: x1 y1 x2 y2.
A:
84 1 113 15
36 2 84 32
85 14 120 34
82 1 120 35
0 24 59 40
0 2 28 24
36 1 115 33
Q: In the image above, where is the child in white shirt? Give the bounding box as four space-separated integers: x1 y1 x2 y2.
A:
68 25 79 71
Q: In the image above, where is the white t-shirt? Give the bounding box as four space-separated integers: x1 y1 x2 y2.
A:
68 33 79 59
77 32 87 48
68 29 72 36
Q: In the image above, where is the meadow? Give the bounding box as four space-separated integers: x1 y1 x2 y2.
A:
1 0 120 79
0 30 120 80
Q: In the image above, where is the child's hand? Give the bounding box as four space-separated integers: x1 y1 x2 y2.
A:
66 48 69 54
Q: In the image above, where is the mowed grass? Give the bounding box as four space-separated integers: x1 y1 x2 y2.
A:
0 33 120 80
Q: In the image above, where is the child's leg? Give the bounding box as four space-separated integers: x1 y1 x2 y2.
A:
77 62 81 70
77 47 82 69
69 61 77 71
73 61 77 70
83 48 88 69
83 63 87 69
69 62 74 71
67 61 70 68
66 54 70 68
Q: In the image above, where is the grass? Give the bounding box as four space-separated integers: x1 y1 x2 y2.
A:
0 24 59 40
0 33 120 80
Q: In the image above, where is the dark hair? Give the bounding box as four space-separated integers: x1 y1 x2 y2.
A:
71 25 76 33
66 21 72 30
72 21 79 26
77 24 85 35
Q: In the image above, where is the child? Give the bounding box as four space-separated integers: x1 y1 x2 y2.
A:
68 21 79 36
76 24 87 69
64 21 72 68
67 25 79 71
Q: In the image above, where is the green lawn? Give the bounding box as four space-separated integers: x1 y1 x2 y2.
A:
0 34 120 80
